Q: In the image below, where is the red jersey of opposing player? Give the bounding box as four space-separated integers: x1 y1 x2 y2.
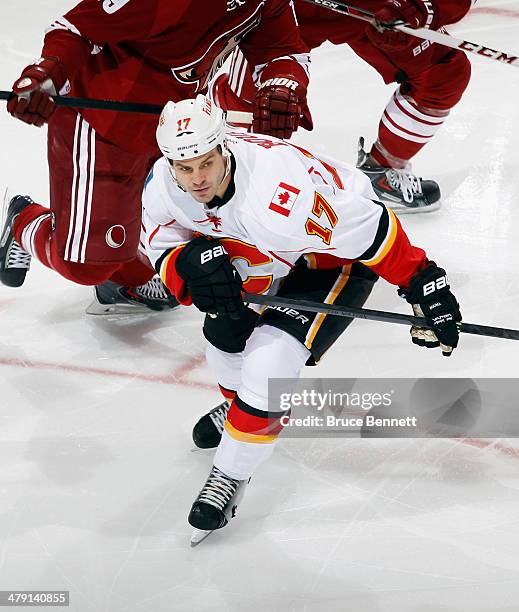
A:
7 0 311 294
294 0 474 79
42 0 310 154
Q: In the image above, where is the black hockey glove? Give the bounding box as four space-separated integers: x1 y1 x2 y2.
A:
399 262 462 356
175 236 244 319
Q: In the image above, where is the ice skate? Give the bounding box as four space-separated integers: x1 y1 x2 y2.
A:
189 465 248 546
192 400 230 449
357 137 441 213
86 276 179 315
0 194 33 287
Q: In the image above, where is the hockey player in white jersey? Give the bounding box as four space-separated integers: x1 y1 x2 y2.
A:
141 95 462 543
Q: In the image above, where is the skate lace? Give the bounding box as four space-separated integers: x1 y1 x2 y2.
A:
387 168 423 204
7 242 31 269
209 401 230 435
197 467 239 511
136 276 169 301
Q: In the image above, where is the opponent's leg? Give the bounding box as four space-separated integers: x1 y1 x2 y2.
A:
352 42 471 212
3 107 177 312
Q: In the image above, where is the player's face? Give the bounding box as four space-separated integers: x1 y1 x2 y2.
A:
172 148 227 203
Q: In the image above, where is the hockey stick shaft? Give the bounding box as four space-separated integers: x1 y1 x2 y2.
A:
243 293 519 341
302 0 519 68
0 91 253 123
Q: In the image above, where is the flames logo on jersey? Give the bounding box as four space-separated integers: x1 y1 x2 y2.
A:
170 5 262 93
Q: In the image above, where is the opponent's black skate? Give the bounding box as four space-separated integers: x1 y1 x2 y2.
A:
192 400 230 449
86 276 179 315
357 137 441 213
189 465 248 546
0 195 33 287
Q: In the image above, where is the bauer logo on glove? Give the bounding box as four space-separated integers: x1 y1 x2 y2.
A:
200 244 228 265
175 236 245 319
399 261 462 356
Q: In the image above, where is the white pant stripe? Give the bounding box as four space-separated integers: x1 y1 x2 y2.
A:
65 116 96 263
65 115 82 262
70 119 91 263
80 126 96 263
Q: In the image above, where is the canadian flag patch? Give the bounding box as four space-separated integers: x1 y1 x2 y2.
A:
268 183 300 217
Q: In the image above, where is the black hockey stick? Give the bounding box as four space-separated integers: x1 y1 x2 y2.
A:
243 292 519 341
0 91 254 123
302 0 519 68
0 90 164 114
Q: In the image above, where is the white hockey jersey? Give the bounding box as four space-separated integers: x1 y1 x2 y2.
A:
141 131 426 301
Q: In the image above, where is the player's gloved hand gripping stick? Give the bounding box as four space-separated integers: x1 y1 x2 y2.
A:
6 56 70 126
398 262 461 356
242 293 519 343
175 236 246 320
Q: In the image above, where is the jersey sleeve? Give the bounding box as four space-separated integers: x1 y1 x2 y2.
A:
304 157 428 287
354 206 427 287
308 188 428 287
239 0 310 81
42 0 163 83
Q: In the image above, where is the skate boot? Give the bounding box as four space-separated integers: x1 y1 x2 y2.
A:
192 400 230 449
86 276 179 315
357 137 441 213
0 195 33 287
189 465 248 546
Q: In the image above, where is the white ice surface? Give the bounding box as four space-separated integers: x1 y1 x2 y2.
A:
1 1 519 610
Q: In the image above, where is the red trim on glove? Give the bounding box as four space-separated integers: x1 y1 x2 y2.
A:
160 245 193 306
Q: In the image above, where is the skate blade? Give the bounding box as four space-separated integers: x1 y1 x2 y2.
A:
190 528 214 547
387 200 442 215
85 298 154 316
